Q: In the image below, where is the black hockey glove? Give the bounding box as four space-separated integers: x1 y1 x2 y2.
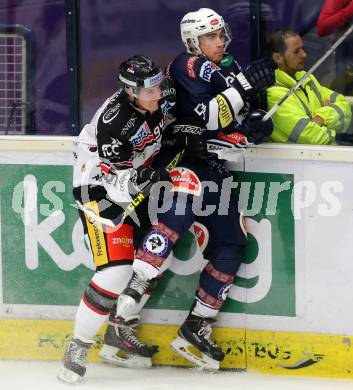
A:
243 57 275 94
241 109 273 144
172 122 207 162
183 134 208 162
133 165 172 191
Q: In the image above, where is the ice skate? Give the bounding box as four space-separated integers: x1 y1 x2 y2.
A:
57 337 92 384
99 314 158 368
116 271 151 317
171 314 224 371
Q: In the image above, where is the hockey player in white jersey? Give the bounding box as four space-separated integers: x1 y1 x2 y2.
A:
57 55 175 384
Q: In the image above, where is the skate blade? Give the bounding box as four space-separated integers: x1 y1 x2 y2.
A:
99 344 152 368
116 295 137 317
57 366 83 384
171 336 220 371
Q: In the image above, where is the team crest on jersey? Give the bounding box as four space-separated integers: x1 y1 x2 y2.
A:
199 61 220 82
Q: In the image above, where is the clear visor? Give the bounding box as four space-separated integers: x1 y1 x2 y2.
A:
131 77 170 101
200 25 232 47
223 23 232 48
193 24 232 54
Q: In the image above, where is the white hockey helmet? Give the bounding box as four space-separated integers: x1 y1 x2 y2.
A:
180 8 232 55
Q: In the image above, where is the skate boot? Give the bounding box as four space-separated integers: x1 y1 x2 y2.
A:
57 337 92 384
116 271 152 317
99 314 158 368
171 314 224 371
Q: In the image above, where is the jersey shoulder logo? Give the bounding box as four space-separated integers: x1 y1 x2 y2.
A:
199 61 220 82
102 103 121 124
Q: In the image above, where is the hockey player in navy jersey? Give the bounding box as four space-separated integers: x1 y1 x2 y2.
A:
115 9 275 371
170 8 274 141
57 55 176 384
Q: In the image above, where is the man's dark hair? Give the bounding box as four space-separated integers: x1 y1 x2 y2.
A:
267 29 299 55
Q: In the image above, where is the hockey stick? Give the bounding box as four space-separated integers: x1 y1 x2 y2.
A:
76 150 184 229
262 23 353 121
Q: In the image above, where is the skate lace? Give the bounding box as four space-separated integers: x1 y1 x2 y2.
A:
130 273 150 295
69 342 88 367
120 325 145 348
199 321 218 348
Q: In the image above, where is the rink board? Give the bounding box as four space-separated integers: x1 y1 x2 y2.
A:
1 139 353 379
1 319 353 378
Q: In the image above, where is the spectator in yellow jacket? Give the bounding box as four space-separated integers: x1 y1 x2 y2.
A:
267 29 352 144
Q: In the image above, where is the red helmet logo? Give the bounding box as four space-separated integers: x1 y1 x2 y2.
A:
210 18 219 26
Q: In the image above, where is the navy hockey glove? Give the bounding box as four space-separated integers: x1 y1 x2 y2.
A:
241 109 273 144
243 57 275 94
335 133 353 145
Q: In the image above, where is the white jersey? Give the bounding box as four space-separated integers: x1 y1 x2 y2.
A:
73 89 175 203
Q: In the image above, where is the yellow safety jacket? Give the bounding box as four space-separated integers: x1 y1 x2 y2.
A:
267 69 352 144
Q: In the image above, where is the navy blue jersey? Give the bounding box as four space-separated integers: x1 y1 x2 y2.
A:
169 52 255 136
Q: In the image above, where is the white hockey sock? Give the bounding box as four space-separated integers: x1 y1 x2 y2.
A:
133 258 159 280
119 291 151 319
192 298 219 319
73 265 133 342
73 298 108 343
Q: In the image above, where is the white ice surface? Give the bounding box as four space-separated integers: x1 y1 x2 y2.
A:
1 361 353 390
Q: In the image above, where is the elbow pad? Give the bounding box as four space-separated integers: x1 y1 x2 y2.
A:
206 87 246 130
